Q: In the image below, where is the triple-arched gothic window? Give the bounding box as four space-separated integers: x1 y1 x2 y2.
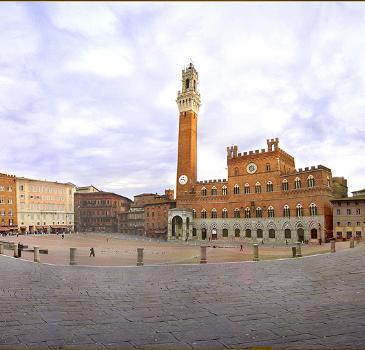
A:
283 205 290 218
282 179 289 191
309 203 318 216
294 177 301 189
211 208 217 218
307 175 315 188
201 187 207 196
266 181 274 192
211 186 217 196
234 184 240 195
296 204 303 217
222 186 227 196
268 206 275 218
222 208 228 218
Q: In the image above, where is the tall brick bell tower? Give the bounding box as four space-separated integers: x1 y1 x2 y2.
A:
176 63 201 199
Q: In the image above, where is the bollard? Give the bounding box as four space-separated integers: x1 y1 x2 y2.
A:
137 248 144 266
34 246 40 263
331 240 336 253
200 246 207 264
0 242 3 255
350 237 354 248
14 243 19 258
296 242 302 257
292 246 297 258
69 247 77 265
253 243 259 261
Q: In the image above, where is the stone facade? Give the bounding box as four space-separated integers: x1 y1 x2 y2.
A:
75 192 132 233
120 190 175 239
169 64 341 243
16 177 76 234
0 173 17 234
331 190 365 240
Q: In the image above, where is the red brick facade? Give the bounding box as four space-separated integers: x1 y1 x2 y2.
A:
75 192 132 233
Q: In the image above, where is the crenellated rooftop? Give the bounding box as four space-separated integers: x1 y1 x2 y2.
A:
226 138 294 163
196 179 228 185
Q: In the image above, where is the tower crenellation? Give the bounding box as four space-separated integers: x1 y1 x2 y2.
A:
176 63 201 114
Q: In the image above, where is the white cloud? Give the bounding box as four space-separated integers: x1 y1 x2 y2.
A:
48 3 118 37
65 45 133 78
1 2 365 197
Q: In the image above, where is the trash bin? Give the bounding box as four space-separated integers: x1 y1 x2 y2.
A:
292 246 296 257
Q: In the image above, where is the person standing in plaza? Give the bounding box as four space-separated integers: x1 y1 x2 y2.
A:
89 247 95 257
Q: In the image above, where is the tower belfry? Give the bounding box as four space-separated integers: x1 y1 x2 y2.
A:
176 63 201 198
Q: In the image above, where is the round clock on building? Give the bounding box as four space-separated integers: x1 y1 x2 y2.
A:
246 163 257 174
179 175 188 185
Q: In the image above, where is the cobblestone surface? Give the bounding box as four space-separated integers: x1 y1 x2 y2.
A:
1 245 365 349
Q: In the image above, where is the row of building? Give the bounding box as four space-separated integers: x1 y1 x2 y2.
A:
0 174 176 239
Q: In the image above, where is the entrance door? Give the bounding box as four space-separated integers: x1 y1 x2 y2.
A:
297 228 304 242
201 228 207 240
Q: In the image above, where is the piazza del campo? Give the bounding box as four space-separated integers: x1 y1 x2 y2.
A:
1 2 365 350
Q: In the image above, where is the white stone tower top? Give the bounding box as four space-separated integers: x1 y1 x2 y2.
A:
176 62 201 114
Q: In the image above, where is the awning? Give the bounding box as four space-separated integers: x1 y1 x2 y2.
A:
50 225 71 229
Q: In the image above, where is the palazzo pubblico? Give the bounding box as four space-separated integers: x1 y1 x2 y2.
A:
168 63 341 243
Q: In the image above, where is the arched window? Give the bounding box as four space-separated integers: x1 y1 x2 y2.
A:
284 229 291 239
193 80 196 91
186 78 190 89
294 177 301 189
245 229 252 238
244 207 251 218
211 208 217 219
309 203 318 216
266 181 273 192
192 228 197 236
283 205 290 218
256 207 262 218
307 175 315 188
222 208 228 218
222 228 228 237
282 179 289 191
235 228 240 237
296 204 303 217
201 187 207 196
192 209 196 219
222 186 227 196
255 182 261 194
327 176 331 187
201 209 207 219
234 167 239 176
268 206 275 218
234 208 240 218
234 184 240 195
269 229 275 238
244 183 250 194
211 186 217 196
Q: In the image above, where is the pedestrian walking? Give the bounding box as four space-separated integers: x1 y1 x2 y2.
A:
62 234 64 239
89 247 95 257
240 244 243 251
285 239 288 245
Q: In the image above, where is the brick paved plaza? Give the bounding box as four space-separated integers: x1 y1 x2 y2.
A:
1 243 365 349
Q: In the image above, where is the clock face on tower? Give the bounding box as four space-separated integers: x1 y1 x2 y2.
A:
179 175 188 185
246 163 257 174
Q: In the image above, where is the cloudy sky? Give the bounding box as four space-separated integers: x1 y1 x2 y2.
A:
1 2 364 199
